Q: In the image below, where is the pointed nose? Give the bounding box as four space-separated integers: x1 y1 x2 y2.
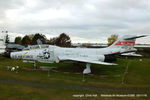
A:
10 52 22 59
10 52 16 59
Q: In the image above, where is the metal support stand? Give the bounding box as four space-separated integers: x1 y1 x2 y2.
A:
82 74 85 82
48 70 50 77
33 61 37 70
122 60 130 84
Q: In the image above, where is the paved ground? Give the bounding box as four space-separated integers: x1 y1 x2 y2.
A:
0 78 149 93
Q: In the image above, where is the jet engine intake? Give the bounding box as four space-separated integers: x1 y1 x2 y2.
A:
104 55 116 62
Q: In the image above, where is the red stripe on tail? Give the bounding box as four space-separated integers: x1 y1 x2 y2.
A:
115 42 135 46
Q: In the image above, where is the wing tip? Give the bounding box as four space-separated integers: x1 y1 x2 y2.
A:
110 63 118 65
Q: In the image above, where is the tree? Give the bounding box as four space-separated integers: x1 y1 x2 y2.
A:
5 34 9 43
31 33 47 45
55 33 71 47
15 36 22 44
21 35 31 47
107 34 118 46
28 34 35 40
49 37 58 45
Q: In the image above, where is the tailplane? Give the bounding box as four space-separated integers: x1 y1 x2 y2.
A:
108 35 147 53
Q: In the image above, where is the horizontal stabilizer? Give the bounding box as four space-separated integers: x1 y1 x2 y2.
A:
124 35 147 40
121 52 142 57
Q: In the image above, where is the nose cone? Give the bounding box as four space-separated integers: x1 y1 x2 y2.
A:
10 52 16 59
0 50 5 54
10 52 22 59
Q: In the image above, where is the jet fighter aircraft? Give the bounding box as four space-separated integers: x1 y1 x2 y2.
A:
10 35 147 74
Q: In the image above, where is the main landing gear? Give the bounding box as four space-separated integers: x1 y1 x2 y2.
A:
83 63 91 74
82 63 91 82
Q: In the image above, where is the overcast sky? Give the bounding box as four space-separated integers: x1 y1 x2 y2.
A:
0 0 150 43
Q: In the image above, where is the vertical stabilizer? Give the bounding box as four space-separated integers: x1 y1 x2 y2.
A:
108 35 147 53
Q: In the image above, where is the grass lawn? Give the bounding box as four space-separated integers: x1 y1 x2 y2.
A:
0 56 150 100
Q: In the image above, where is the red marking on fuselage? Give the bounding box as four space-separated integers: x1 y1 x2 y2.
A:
114 52 120 54
115 42 135 46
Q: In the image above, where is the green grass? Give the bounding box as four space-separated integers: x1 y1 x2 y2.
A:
0 56 150 100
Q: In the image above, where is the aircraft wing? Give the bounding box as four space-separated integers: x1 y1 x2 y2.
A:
57 56 117 65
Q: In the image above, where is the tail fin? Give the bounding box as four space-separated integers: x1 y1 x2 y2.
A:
109 35 147 52
0 31 7 46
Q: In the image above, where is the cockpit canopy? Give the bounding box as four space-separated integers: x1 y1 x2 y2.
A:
24 45 49 50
